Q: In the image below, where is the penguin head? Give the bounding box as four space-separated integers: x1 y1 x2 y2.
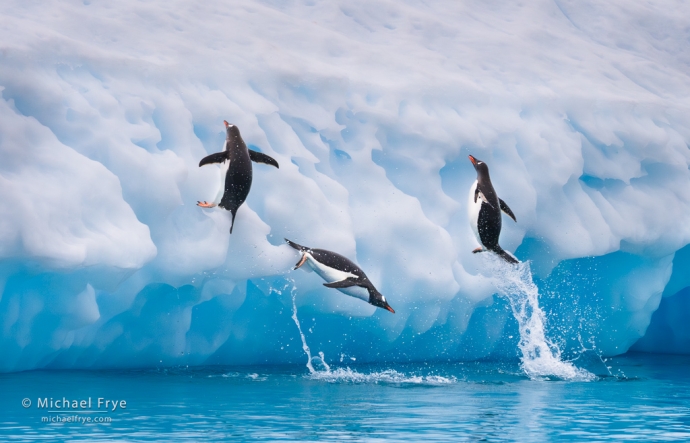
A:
369 289 395 314
468 155 490 178
224 120 242 143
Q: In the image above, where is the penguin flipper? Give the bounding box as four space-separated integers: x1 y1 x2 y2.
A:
323 278 359 289
249 150 279 168
475 188 494 208
199 152 229 167
499 199 517 222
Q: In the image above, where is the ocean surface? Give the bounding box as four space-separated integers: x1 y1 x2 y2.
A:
1 353 689 442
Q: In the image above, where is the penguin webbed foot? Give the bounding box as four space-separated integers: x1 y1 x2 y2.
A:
293 253 308 270
472 247 484 254
197 201 217 208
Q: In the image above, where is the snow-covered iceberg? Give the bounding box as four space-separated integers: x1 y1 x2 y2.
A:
0 0 689 372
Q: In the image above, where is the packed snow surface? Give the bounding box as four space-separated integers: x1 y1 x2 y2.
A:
0 0 690 372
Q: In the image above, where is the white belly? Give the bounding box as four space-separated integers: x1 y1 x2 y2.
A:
468 180 482 244
213 161 229 204
305 254 370 302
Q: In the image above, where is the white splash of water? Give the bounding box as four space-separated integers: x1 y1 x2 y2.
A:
316 351 331 372
285 282 459 383
307 368 458 385
487 257 595 381
287 283 330 374
288 293 454 383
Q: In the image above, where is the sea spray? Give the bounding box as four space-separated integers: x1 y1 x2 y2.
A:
286 282 330 374
487 257 595 381
308 368 458 385
281 268 588 382
284 281 457 384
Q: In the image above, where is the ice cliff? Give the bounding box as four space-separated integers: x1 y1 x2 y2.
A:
0 0 689 372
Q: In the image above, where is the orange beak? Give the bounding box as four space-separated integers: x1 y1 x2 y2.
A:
224 120 229 127
385 305 395 314
468 155 477 166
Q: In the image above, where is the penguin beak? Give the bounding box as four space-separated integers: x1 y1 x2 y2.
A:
468 155 478 167
371 291 395 314
223 120 229 128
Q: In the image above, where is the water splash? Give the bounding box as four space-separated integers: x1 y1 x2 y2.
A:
308 368 458 385
487 257 595 381
286 282 454 384
287 283 330 374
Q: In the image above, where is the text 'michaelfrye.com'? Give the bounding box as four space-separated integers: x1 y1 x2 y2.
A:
22 397 126 425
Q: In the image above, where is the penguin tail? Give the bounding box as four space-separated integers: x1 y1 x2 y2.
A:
284 238 308 251
229 210 237 234
494 247 519 265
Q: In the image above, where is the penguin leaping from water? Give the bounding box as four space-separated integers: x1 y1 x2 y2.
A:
468 155 519 264
197 121 279 233
285 239 395 313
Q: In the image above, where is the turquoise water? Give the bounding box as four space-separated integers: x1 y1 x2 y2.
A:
1 353 689 442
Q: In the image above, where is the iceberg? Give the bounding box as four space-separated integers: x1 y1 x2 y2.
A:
0 0 689 372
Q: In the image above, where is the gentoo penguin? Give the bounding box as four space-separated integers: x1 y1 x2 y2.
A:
468 155 519 264
285 239 395 313
197 121 279 233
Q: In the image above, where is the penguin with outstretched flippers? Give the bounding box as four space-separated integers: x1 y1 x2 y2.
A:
197 121 279 233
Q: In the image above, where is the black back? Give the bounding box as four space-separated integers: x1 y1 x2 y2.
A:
284 238 395 311
474 161 502 249
285 239 371 287
477 201 501 249
219 126 253 216
309 249 371 286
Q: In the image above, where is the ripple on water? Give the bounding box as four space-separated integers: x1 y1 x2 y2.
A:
306 368 458 385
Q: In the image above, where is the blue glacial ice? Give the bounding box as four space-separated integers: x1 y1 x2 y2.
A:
0 0 689 373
